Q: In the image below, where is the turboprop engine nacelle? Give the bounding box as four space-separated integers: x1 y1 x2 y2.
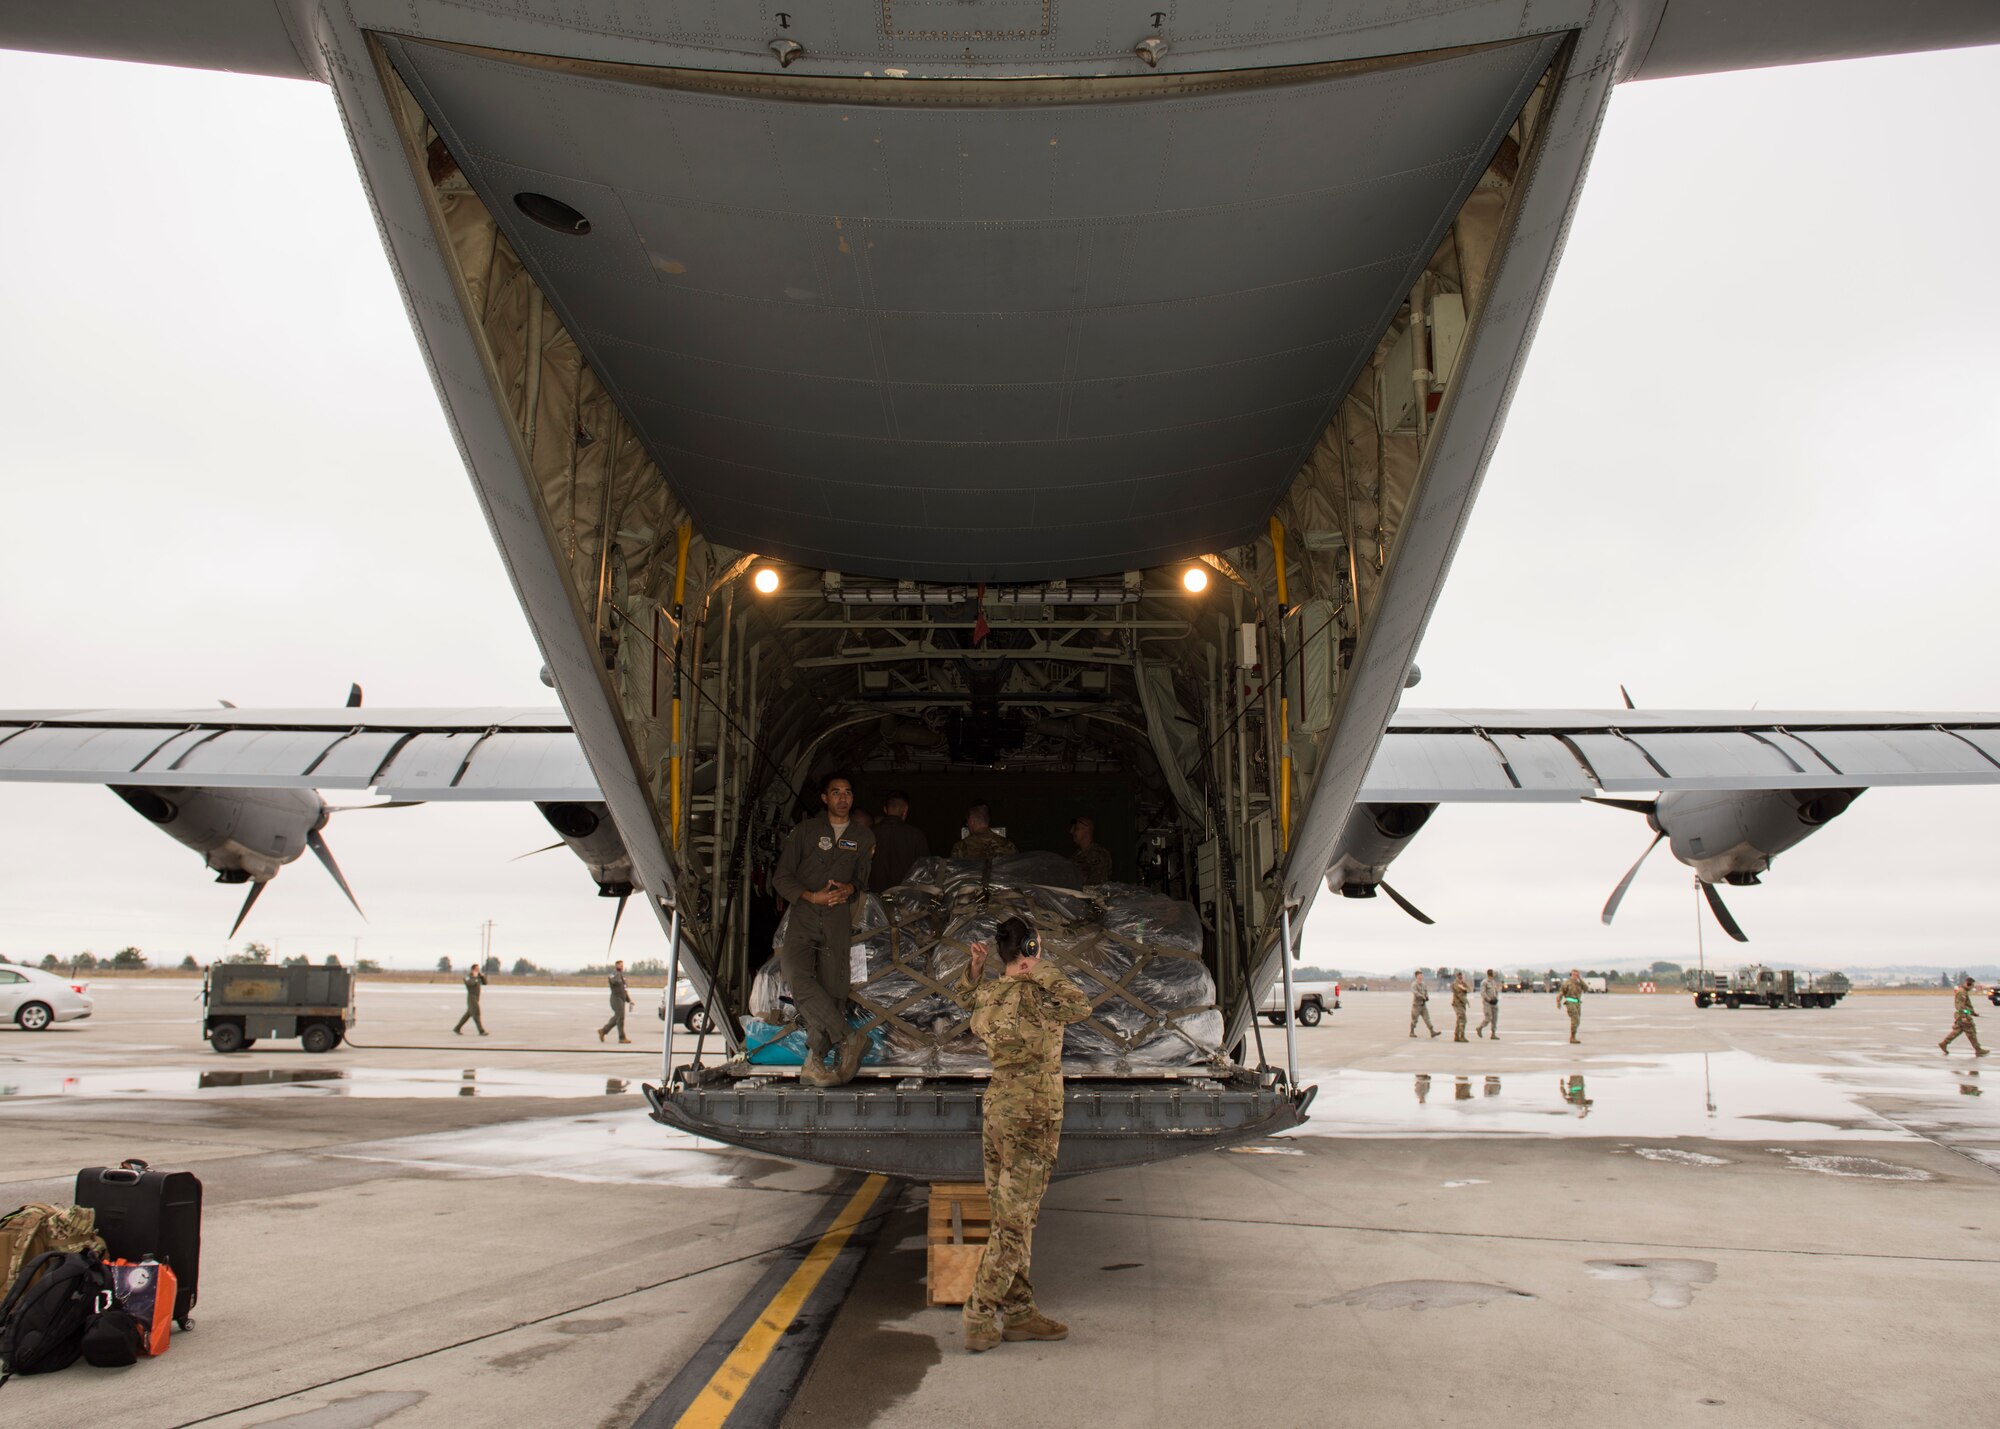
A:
1323 802 1438 923
110 784 365 934
531 800 645 943
1599 786 1864 941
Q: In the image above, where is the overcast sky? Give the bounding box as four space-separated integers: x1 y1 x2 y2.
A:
1 44 1997 974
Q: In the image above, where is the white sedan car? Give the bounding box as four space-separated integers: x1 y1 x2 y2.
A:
0 965 95 1030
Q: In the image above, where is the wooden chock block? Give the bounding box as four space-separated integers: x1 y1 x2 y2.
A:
926 1181 991 1307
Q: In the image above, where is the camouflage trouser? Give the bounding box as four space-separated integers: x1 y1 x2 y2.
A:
1942 1014 1984 1053
1410 1002 1434 1035
1476 1000 1498 1036
1566 1001 1582 1039
1453 1006 1467 1040
780 905 854 1057
965 1102 1061 1329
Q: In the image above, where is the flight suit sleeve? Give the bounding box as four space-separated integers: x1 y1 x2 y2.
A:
1028 962 1092 1025
773 824 810 903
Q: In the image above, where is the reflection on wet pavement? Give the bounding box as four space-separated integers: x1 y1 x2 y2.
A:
1296 1051 2000 1145
0 1067 637 1100
324 1112 843 1192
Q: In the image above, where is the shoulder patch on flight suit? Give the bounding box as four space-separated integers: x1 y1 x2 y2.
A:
838 837 858 850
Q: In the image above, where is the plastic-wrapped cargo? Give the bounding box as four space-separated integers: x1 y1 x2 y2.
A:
744 862 1223 1075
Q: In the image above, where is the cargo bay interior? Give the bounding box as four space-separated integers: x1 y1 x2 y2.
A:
371 34 1560 1067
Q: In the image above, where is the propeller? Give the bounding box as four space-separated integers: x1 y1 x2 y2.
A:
1378 881 1435 925
510 842 567 862
1619 684 1635 710
228 879 267 938
1700 880 1749 942
346 683 363 708
307 828 366 921
608 889 630 949
1601 831 1665 925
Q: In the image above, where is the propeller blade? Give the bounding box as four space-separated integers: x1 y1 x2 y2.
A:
1378 881 1436 925
1601 831 1666 925
1619 684 1635 710
510 842 567 862
346 683 363 708
1588 797 1659 818
218 699 237 709
1701 880 1750 943
608 889 630 950
228 879 267 938
307 828 366 920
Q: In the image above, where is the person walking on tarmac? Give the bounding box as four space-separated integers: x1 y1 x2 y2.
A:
952 803 1017 860
956 916 1091 1354
1558 969 1586 1044
1450 970 1470 1042
454 963 488 1036
1410 969 1439 1038
598 959 633 1043
1475 968 1501 1039
773 773 876 1086
1940 975 1989 1056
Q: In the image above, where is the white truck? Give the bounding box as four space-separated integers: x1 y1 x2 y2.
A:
1259 979 1340 1026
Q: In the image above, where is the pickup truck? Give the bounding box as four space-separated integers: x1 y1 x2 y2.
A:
1259 979 1339 1026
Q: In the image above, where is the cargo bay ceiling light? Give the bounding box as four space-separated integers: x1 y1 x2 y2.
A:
752 567 781 595
1181 566 1209 594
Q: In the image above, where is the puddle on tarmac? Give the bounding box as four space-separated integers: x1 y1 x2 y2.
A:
1315 1280 1535 1312
323 1112 845 1192
0 1067 638 1100
1586 1259 1716 1309
1629 1148 1730 1167
1292 1051 2000 1142
1776 1153 1935 1182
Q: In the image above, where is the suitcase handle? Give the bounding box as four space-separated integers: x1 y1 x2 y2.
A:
103 1158 151 1182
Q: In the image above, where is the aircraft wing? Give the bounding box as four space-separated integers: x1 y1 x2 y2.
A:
0 708 595 802
1363 710 2000 801
6 706 2000 805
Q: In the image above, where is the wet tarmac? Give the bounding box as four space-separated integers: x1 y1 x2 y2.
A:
0 981 1992 1427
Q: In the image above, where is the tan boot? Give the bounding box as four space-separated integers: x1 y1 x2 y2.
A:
964 1318 1002 1353
835 1030 868 1084
798 1058 833 1088
1002 1311 1068 1342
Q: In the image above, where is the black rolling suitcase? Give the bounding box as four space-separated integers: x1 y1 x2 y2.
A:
74 1159 201 1329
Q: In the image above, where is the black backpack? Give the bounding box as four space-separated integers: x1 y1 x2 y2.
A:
0 1249 112 1385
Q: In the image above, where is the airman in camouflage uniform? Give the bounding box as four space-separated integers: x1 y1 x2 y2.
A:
1450 971 1470 1042
951 802 1018 861
1069 816 1112 886
955 916 1090 1353
1410 971 1438 1038
1940 976 1988 1056
1558 970 1586 1044
1475 968 1500 1039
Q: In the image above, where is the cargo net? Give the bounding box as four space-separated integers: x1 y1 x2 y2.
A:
746 852 1227 1075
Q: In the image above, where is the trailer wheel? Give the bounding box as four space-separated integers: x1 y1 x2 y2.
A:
1767 994 1782 1010
301 1023 340 1054
208 1021 247 1054
1695 993 1711 1008
1724 994 1740 1010
1298 1002 1323 1027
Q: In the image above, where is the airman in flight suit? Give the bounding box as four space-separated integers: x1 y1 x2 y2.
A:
773 773 875 1085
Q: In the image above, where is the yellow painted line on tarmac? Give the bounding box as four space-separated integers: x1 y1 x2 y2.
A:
672 1173 890 1429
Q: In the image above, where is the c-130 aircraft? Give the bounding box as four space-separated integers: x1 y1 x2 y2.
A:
4 1 2000 1179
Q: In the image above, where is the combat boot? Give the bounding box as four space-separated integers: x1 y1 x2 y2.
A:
834 1029 869 1084
964 1317 1002 1353
798 1058 833 1088
1002 1311 1068 1342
